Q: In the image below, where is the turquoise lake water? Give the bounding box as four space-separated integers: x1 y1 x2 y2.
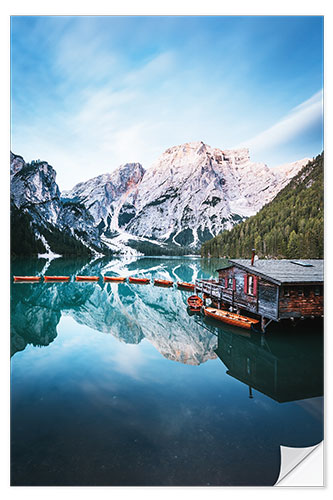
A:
10 256 323 486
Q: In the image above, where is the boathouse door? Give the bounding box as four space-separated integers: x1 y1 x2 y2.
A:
258 282 279 320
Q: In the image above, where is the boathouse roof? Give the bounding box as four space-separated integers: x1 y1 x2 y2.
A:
218 259 324 285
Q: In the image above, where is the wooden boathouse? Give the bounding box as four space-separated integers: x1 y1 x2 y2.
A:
195 258 324 331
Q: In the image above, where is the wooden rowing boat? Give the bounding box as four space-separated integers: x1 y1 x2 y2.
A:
154 279 173 287
103 276 126 282
187 295 203 311
129 277 150 284
177 281 195 291
75 276 99 282
204 307 259 330
13 276 41 282
44 276 70 282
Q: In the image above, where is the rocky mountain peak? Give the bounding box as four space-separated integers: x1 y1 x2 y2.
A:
10 152 25 179
63 162 145 200
109 162 145 192
152 142 252 178
10 154 60 212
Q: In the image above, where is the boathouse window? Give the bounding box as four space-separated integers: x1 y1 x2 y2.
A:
224 276 234 289
244 274 257 296
283 287 290 297
248 276 254 295
298 288 303 297
314 286 323 296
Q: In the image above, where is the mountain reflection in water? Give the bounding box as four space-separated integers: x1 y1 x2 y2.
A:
10 256 323 486
11 256 217 365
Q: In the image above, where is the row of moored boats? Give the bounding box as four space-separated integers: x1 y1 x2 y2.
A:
13 275 196 290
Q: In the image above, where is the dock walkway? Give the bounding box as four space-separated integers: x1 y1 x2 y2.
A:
195 279 259 316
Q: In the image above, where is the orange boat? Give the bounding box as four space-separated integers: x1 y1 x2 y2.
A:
44 276 70 282
129 277 150 284
13 276 41 282
187 295 203 312
177 281 195 291
103 276 126 282
154 279 173 287
204 307 259 330
75 276 99 282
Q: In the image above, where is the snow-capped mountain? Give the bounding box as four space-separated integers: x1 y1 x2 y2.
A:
10 143 310 256
123 142 308 247
62 141 309 253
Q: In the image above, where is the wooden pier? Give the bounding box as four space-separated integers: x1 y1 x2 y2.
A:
195 279 261 315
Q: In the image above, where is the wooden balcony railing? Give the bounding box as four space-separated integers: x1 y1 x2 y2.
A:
195 279 258 313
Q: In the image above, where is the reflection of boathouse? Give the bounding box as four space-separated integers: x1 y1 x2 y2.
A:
196 259 323 330
214 328 323 403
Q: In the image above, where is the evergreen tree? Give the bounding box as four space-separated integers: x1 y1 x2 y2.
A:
287 230 298 258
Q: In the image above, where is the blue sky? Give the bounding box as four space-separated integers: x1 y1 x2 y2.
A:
11 16 323 191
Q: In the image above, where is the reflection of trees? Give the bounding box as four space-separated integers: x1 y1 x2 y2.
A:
199 258 227 278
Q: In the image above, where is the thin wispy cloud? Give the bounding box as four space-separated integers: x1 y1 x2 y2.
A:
237 90 323 160
11 16 323 190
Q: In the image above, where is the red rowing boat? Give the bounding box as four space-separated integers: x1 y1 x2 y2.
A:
154 279 173 287
129 277 150 284
44 276 70 282
13 276 41 282
187 295 203 311
103 276 126 282
177 281 195 291
75 276 99 281
204 307 259 330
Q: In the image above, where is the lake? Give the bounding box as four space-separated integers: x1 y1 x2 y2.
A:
10 256 323 486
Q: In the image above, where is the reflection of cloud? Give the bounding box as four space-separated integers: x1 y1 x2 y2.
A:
62 316 149 380
107 343 147 380
237 91 323 154
296 397 324 422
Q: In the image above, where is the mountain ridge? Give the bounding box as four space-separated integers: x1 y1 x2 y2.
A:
10 143 311 257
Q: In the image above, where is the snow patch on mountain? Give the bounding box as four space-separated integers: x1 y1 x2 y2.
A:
36 233 62 260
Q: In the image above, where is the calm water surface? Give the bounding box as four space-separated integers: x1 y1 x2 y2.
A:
11 257 323 486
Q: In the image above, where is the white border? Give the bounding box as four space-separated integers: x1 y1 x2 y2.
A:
1 2 331 498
